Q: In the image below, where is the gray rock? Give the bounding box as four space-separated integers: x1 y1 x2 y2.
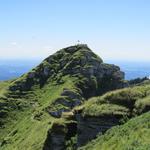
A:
43 67 50 76
43 122 77 150
61 90 81 99
76 114 122 147
43 126 66 150
49 108 70 118
66 47 78 53
28 72 35 78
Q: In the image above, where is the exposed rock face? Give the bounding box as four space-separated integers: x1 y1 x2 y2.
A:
43 124 66 150
43 112 123 149
76 114 122 147
43 121 77 150
47 88 84 118
129 77 149 85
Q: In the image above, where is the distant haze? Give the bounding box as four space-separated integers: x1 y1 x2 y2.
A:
0 0 150 61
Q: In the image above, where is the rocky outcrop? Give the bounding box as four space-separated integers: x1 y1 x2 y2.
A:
76 114 122 147
46 88 84 118
43 124 66 150
129 77 149 85
9 44 125 93
43 121 77 150
43 111 124 149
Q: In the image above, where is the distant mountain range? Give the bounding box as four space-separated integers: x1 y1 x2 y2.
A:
110 60 150 79
0 59 40 80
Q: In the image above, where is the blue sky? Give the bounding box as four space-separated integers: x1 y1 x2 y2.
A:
0 0 150 61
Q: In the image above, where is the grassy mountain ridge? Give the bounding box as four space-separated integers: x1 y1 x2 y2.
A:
0 44 125 149
80 82 150 117
0 44 149 150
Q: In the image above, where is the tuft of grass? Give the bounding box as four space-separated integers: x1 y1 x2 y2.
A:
81 84 150 117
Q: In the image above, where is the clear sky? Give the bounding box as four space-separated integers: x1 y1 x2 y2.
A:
0 0 150 61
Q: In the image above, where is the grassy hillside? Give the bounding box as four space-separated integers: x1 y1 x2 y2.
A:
1 45 123 149
80 112 150 150
0 45 149 150
80 82 150 118
0 76 77 150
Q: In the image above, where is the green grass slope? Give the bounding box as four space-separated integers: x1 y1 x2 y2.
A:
0 76 77 150
80 82 150 118
80 112 150 150
0 45 107 150
0 45 138 150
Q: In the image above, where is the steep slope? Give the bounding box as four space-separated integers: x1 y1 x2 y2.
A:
45 81 150 149
9 44 124 95
0 77 76 150
80 112 150 150
81 81 150 117
74 82 150 146
0 44 125 150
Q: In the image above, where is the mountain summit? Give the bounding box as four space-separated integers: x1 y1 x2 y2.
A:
8 44 125 117
10 44 124 94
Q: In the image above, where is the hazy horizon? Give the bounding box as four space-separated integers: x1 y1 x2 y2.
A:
0 0 150 61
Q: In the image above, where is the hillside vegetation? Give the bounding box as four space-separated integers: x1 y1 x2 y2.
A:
0 44 149 150
80 112 150 150
81 82 150 117
0 76 77 150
